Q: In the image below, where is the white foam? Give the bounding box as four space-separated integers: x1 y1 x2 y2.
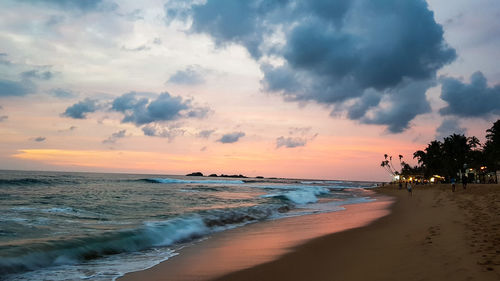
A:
262 186 331 205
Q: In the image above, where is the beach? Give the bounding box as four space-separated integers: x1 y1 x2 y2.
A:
121 184 500 281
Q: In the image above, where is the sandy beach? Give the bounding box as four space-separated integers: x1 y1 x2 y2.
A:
120 184 500 281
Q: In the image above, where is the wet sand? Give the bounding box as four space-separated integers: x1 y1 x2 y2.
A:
119 191 393 281
120 184 500 281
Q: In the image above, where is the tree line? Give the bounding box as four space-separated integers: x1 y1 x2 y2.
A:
382 119 500 181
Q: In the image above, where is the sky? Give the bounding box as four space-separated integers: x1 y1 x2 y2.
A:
0 0 499 181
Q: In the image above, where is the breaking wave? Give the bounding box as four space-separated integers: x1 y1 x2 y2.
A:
0 205 286 276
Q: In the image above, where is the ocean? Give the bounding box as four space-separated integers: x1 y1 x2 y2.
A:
0 170 378 280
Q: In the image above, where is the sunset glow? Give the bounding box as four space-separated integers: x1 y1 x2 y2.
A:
1 0 499 181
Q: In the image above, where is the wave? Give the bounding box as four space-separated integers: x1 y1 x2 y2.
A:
300 181 379 189
0 216 206 276
301 180 344 184
0 204 286 276
262 186 331 205
10 206 102 220
0 178 81 187
142 178 245 184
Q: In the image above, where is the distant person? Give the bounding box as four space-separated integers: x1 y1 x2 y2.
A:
407 182 412 196
462 174 468 190
398 181 403 190
451 178 456 192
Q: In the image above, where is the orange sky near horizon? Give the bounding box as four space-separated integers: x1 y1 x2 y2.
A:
11 134 421 181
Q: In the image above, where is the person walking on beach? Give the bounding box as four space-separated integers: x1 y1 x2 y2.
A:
462 174 468 190
451 177 456 192
407 181 412 196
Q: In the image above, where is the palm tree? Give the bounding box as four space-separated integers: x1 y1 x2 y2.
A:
484 120 500 171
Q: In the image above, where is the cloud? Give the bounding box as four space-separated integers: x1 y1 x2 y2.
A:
436 118 466 140
21 69 54 80
197 129 215 138
111 92 210 126
119 9 143 21
439 71 500 118
276 136 307 148
103 129 127 144
62 98 99 119
186 106 211 118
0 79 35 97
57 125 77 132
168 0 456 133
288 127 312 135
18 0 117 12
217 132 245 143
34 137 46 142
49 88 77 99
0 115 7 122
360 79 434 133
0 53 11 65
141 124 185 141
167 65 206 85
121 45 151 52
276 126 317 148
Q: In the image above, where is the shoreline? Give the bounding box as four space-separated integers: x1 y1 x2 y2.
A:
119 190 393 281
211 183 500 281
120 184 500 281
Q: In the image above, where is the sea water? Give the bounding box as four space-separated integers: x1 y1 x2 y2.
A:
0 170 377 280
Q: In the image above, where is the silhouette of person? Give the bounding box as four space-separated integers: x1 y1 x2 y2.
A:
451 177 456 192
462 174 468 190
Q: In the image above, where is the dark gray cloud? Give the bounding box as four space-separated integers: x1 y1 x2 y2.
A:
217 132 245 143
276 136 307 148
34 137 46 142
62 98 99 119
197 129 215 138
19 0 117 12
439 71 500 118
0 79 35 97
49 88 77 99
360 80 434 133
167 65 205 85
21 69 54 80
141 124 185 141
0 115 7 122
168 0 456 133
345 90 382 120
436 118 466 140
111 92 209 126
103 129 126 144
